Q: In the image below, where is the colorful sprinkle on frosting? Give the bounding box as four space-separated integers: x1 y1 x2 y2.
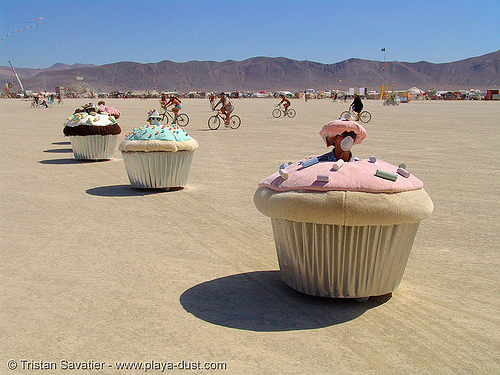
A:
125 125 193 142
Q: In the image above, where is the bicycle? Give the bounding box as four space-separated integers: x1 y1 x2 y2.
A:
207 110 241 130
31 98 51 108
383 97 399 106
272 105 296 118
159 107 189 127
340 107 372 123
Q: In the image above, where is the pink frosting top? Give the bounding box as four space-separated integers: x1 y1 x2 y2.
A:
320 120 367 146
98 104 121 119
259 158 424 193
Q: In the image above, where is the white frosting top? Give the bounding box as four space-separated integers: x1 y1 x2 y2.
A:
64 112 117 127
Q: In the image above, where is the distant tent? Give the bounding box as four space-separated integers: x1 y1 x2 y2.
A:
130 90 146 97
407 87 424 95
407 87 425 100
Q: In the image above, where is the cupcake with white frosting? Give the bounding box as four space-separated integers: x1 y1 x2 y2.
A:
63 103 121 160
119 109 198 189
254 120 433 299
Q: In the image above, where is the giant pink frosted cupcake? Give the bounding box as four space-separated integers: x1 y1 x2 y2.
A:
254 120 433 299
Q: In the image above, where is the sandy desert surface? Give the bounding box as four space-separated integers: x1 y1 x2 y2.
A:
1 98 499 374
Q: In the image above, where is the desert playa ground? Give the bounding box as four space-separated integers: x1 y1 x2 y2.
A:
1 98 499 374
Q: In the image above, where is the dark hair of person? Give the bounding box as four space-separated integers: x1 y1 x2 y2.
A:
340 131 357 139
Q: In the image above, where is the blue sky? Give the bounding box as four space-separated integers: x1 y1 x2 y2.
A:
1 0 499 68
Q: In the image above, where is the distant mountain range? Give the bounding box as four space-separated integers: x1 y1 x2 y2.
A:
2 50 499 92
0 63 95 79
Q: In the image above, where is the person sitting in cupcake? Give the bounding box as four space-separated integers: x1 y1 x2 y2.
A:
72 103 97 115
147 109 162 126
317 120 367 162
318 131 357 162
97 100 121 119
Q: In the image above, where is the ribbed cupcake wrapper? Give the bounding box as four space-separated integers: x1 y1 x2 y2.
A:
271 218 420 298
121 151 194 188
69 135 117 160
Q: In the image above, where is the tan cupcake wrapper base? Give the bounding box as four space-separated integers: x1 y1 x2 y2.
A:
121 151 194 188
271 218 420 298
69 135 118 160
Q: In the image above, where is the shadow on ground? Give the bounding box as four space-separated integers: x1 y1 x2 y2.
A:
44 148 73 153
86 185 184 197
195 128 235 132
51 141 71 145
39 158 109 165
180 270 391 332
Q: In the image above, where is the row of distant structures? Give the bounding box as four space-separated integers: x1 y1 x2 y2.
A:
98 87 496 101
2 82 500 101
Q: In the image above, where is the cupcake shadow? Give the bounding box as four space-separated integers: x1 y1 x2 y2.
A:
180 270 391 332
86 185 184 197
43 148 74 153
39 158 111 165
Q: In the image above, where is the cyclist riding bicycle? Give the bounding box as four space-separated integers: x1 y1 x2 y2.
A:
214 92 233 126
165 95 182 123
277 94 291 115
350 93 363 121
160 93 168 109
208 92 216 110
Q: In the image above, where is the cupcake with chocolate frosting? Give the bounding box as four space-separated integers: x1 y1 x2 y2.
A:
63 103 121 160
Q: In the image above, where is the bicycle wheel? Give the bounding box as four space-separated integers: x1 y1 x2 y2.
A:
208 115 220 130
160 112 169 124
177 113 189 127
229 115 241 129
287 108 296 118
272 108 282 118
340 111 353 120
359 111 371 123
